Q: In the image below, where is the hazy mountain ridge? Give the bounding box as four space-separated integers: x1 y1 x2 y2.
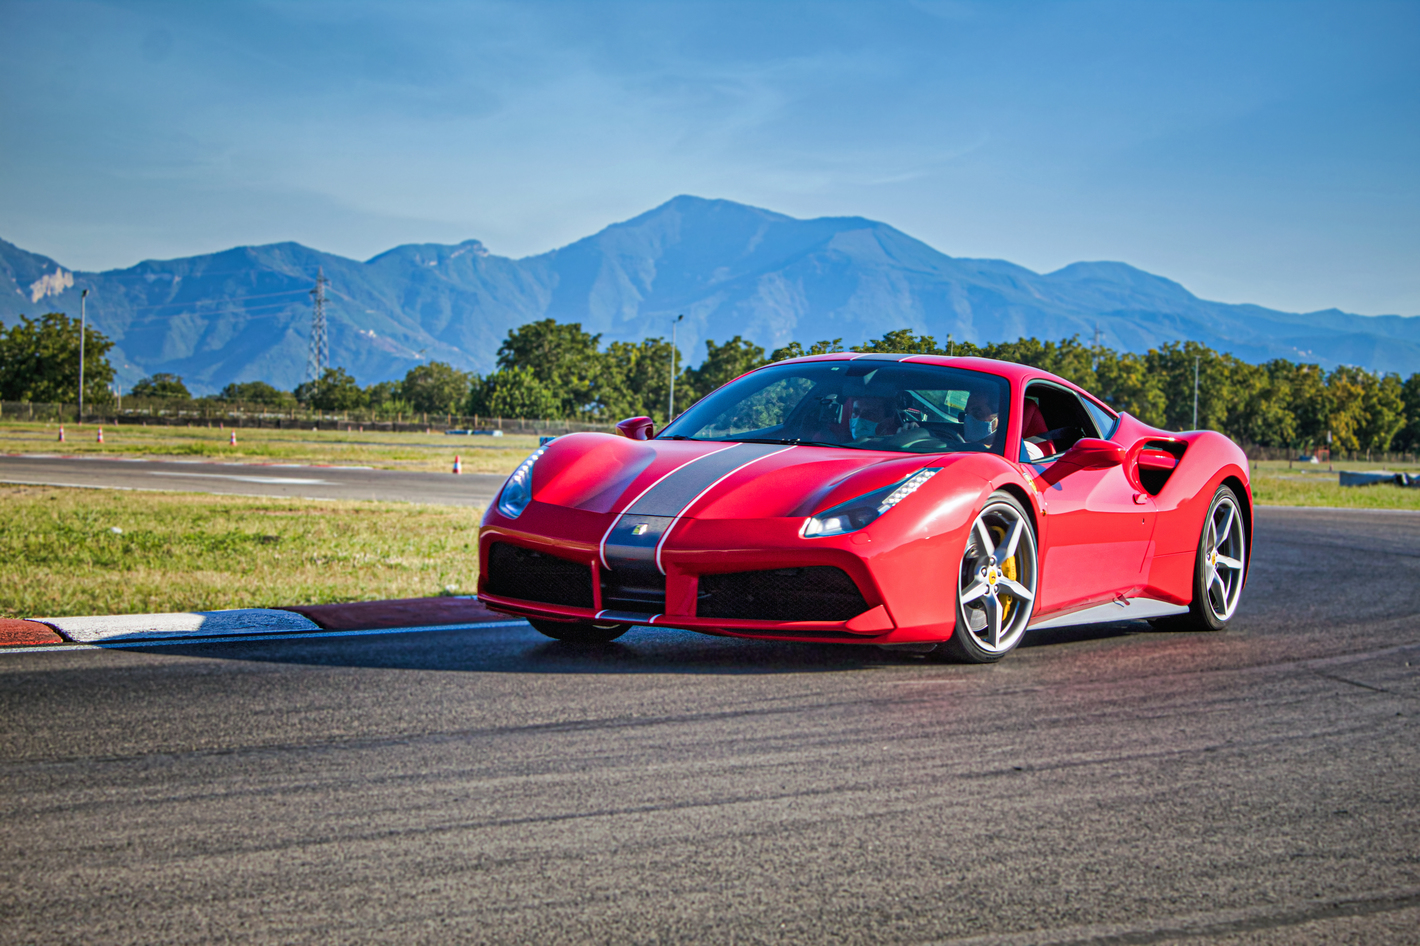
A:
2 196 1417 395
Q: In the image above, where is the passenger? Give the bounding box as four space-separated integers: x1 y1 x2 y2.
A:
963 388 999 446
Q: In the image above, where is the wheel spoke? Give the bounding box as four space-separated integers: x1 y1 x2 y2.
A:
1215 504 1236 550
960 579 990 604
998 577 1035 601
974 518 997 558
1209 568 1228 606
983 593 1002 647
995 517 1023 561
1216 553 1243 571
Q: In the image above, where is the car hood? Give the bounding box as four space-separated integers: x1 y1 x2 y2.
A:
528 432 976 521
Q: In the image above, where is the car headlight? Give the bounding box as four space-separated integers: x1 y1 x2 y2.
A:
802 468 941 538
496 445 548 519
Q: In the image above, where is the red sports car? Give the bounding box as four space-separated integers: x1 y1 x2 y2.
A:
477 354 1251 662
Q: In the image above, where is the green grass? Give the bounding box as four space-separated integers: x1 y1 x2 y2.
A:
0 485 484 618
1247 458 1420 510
0 420 539 474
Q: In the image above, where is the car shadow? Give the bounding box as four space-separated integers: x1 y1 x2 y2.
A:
106 618 1167 675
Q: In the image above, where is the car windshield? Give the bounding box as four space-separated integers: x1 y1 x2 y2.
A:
658 360 1013 455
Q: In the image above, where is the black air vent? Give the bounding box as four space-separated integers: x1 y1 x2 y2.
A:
486 542 594 608
698 567 869 622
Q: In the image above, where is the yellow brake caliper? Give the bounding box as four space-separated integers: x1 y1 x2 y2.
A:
991 524 1017 620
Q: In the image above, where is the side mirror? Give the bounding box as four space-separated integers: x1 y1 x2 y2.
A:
1060 438 1125 470
615 416 655 441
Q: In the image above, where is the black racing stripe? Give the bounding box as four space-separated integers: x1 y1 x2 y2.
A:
603 442 787 577
626 442 787 516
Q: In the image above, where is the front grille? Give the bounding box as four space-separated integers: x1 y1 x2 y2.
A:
697 566 869 622
485 542 594 608
600 571 666 614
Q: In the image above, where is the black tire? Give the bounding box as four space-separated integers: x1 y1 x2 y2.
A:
1150 485 1247 633
527 617 629 643
934 490 1039 664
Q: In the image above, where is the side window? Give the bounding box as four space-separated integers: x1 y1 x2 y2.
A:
1082 399 1118 440
1019 383 1096 463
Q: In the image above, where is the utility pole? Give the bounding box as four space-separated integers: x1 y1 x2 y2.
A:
307 268 329 382
668 314 684 421
1192 355 1200 430
946 333 954 357
78 289 88 421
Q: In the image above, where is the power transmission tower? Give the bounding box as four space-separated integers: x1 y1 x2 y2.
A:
306 268 329 382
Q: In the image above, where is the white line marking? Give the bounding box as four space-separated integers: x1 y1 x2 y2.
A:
147 471 330 485
0 620 531 655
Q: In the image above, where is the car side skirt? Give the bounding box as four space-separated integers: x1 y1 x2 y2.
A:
1027 596 1188 630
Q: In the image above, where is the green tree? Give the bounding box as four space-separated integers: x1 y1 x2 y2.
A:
219 380 292 406
1092 349 1166 426
981 336 1097 390
365 380 410 416
1358 372 1407 452
0 312 115 404
681 336 768 403
601 336 683 423
857 329 941 356
471 366 562 419
769 338 845 362
1230 361 1296 447
130 373 191 399
494 319 606 418
295 367 367 411
1396 373 1420 452
401 361 473 415
1323 365 1370 453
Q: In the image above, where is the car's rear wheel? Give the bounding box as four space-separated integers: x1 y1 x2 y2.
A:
527 618 629 643
1153 485 1246 632
936 491 1039 663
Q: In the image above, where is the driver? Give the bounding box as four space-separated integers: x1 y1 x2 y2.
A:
963 387 999 446
849 397 897 439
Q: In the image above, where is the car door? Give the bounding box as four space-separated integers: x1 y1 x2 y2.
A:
1023 382 1157 614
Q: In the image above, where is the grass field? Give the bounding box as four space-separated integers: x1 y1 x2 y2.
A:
0 485 482 618
1248 458 1420 511
0 420 539 474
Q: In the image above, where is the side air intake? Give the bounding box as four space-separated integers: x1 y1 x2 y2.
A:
485 542 595 608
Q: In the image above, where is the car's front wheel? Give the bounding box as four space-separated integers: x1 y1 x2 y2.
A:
527 618 629 643
936 491 1039 663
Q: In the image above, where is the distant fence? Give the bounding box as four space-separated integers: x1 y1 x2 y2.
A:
0 400 615 437
5 400 1414 461
1241 444 1417 465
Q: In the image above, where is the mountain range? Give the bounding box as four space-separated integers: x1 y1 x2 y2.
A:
3 195 1418 395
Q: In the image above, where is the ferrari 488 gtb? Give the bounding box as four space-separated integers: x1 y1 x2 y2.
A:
478 354 1251 662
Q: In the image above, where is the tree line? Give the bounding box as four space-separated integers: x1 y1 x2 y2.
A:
3 311 1419 452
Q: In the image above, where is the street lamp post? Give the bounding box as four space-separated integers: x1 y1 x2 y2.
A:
78 289 88 421
668 314 684 421
1192 355 1199 430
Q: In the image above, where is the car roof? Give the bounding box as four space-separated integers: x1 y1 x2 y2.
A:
768 352 1063 388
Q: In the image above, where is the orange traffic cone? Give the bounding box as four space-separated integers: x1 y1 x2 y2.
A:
230 430 237 446
453 455 462 474
58 426 65 443
96 427 104 443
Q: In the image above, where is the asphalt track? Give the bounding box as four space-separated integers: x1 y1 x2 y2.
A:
0 454 505 506
2 508 1418 944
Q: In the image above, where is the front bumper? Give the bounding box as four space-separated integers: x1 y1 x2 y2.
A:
477 501 964 645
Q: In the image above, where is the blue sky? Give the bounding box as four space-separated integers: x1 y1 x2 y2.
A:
1 0 1416 316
